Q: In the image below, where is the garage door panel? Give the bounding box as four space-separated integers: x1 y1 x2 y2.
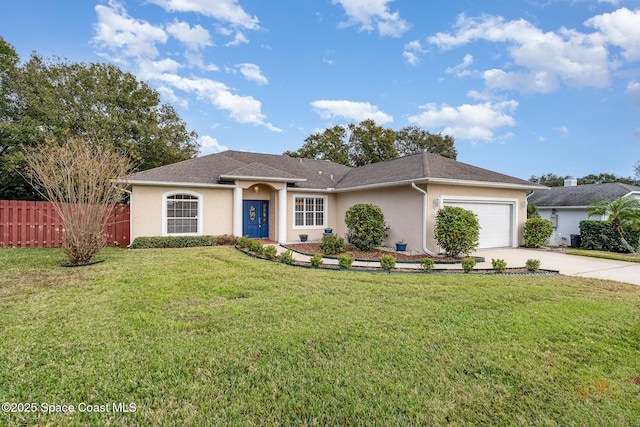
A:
445 202 512 249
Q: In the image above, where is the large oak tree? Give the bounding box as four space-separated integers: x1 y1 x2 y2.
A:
0 36 199 199
284 119 457 167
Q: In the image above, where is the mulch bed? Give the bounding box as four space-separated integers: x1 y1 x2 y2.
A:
285 242 463 262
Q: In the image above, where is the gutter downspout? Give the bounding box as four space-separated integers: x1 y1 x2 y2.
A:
411 182 437 256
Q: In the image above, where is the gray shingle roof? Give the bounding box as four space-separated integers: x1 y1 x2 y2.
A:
334 152 540 189
128 150 543 190
527 183 640 207
128 150 350 189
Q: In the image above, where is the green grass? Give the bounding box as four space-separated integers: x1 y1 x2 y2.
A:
1 247 640 426
566 248 640 263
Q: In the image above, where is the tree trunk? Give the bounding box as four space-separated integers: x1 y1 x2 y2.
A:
616 228 638 254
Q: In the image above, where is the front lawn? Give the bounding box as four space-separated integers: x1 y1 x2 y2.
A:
1 247 639 426
567 248 640 263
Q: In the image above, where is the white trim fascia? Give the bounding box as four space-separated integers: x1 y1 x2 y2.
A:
623 191 640 198
220 175 306 183
536 206 589 209
333 178 545 193
289 187 334 193
128 180 235 189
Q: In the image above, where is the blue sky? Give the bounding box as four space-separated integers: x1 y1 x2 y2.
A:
2 0 639 180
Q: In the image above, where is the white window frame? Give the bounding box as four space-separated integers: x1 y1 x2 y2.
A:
292 194 327 230
162 190 203 236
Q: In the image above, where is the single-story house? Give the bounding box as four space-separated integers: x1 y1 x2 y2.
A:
527 179 640 245
125 150 545 254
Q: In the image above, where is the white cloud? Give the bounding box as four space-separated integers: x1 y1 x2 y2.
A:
93 1 167 59
147 0 259 30
93 1 278 132
626 81 640 106
554 126 569 137
585 8 640 61
166 21 212 51
408 100 518 141
428 13 612 92
199 135 228 154
236 63 268 85
445 53 474 77
311 100 393 124
331 0 410 37
403 40 426 66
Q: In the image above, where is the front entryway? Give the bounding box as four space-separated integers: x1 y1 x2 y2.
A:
243 200 269 238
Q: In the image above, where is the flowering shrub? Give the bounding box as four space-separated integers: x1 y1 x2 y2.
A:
434 206 481 257
523 218 554 248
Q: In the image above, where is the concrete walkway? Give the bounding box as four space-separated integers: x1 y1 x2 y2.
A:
275 245 640 286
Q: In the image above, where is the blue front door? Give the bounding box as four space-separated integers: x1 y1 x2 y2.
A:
243 200 269 238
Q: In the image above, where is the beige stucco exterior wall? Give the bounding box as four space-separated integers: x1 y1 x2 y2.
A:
286 192 337 242
424 183 527 251
333 183 528 253
130 185 233 240
335 185 424 251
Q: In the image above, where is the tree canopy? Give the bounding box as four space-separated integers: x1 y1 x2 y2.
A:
0 36 199 199
284 119 457 167
529 172 640 187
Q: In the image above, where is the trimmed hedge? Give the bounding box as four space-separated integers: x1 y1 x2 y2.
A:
579 220 640 253
130 234 238 249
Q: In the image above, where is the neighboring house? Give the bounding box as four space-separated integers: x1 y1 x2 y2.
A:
527 179 640 245
125 150 545 254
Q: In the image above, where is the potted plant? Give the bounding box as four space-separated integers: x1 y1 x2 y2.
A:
299 234 308 242
395 239 407 251
323 227 333 235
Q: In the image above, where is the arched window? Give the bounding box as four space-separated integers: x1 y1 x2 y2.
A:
163 192 202 235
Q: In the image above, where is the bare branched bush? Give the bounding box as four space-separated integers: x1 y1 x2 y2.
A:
25 136 133 265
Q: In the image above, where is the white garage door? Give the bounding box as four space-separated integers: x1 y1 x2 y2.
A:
445 201 513 249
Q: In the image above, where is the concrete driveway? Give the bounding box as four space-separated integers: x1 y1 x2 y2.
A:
478 248 640 286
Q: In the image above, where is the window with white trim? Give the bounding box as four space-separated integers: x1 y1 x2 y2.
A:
294 196 326 228
166 194 199 234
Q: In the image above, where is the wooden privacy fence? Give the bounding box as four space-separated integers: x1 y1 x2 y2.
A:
0 200 130 248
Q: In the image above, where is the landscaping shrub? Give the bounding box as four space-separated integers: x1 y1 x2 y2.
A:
279 250 295 264
215 234 239 246
526 259 541 272
345 204 386 251
247 240 263 254
379 254 396 272
237 236 250 249
310 253 323 268
527 204 540 218
131 235 231 249
579 220 640 253
491 258 507 273
434 206 480 257
461 257 476 273
419 257 434 272
338 253 354 269
263 245 277 260
320 234 346 255
523 218 554 248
